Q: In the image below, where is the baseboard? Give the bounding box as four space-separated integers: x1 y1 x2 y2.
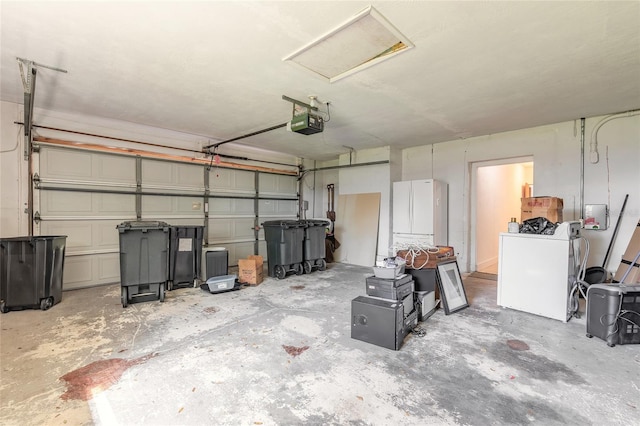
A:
476 256 498 272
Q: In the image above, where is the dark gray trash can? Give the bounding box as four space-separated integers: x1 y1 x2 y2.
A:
201 247 228 281
0 235 67 313
262 220 305 279
300 219 330 274
168 225 204 290
117 221 170 307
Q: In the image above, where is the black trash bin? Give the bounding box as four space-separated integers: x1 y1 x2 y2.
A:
117 221 170 307
300 219 330 274
168 225 204 290
0 235 67 313
262 220 305 279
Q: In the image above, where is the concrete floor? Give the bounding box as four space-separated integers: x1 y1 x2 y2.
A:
1 263 639 425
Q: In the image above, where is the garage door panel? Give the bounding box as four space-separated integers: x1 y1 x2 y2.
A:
143 160 203 190
41 148 135 185
259 200 297 216
209 169 232 188
40 220 122 253
98 255 120 281
142 160 174 185
229 242 256 266
95 193 136 214
260 174 296 194
142 196 173 214
278 175 297 194
232 199 255 215
260 174 278 193
94 155 136 183
40 221 92 251
42 191 135 217
97 220 122 248
176 163 204 187
208 218 254 241
277 200 297 215
63 255 94 288
42 149 93 178
209 169 254 192
63 253 120 290
142 196 205 216
258 200 276 214
208 198 255 215
176 197 205 215
234 170 256 191
42 191 93 214
209 219 233 240
208 199 233 214
234 219 255 239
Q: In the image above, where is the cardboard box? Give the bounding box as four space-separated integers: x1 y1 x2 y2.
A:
613 219 640 284
397 246 455 269
521 197 563 223
238 255 264 285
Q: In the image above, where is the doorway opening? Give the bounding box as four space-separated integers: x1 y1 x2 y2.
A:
470 157 533 275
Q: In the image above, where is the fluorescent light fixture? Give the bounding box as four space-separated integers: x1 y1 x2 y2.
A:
283 6 414 83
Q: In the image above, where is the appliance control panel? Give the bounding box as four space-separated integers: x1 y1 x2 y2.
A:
553 221 582 239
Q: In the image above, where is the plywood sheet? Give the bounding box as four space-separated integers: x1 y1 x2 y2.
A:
334 193 380 267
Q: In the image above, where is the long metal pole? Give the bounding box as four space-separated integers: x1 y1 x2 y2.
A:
303 160 390 172
602 194 629 269
579 118 585 220
203 123 287 150
26 68 37 235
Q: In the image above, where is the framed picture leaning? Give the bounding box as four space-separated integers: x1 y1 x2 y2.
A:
436 260 469 314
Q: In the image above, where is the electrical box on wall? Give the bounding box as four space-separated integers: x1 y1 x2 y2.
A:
584 204 608 230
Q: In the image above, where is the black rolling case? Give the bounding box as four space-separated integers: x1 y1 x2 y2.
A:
586 284 640 346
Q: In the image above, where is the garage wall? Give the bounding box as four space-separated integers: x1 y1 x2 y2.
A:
337 147 391 260
402 115 640 274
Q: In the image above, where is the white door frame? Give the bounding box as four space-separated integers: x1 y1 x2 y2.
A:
467 155 533 272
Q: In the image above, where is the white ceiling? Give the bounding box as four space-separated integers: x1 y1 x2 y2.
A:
2 1 639 161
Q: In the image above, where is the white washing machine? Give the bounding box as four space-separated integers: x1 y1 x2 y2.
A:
497 222 582 322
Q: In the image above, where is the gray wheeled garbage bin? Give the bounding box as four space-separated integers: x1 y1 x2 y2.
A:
300 219 330 274
117 221 170 307
0 235 67 313
262 220 305 279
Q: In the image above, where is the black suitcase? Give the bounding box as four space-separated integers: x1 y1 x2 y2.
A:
365 275 414 301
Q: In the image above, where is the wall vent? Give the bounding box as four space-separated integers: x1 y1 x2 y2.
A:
283 6 414 83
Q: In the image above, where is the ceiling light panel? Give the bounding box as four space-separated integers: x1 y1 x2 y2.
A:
283 6 414 82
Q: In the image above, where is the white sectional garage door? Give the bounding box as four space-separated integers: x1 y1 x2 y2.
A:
34 145 298 290
36 147 136 290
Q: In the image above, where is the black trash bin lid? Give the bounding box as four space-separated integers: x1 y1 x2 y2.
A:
117 220 170 231
261 220 304 228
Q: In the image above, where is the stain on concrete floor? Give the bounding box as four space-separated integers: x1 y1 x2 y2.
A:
59 353 157 401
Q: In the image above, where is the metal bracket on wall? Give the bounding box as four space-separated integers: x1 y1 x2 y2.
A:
254 171 260 255
17 58 68 161
203 166 210 246
135 156 142 220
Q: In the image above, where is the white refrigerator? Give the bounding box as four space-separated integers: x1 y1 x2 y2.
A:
392 179 448 248
497 223 581 322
